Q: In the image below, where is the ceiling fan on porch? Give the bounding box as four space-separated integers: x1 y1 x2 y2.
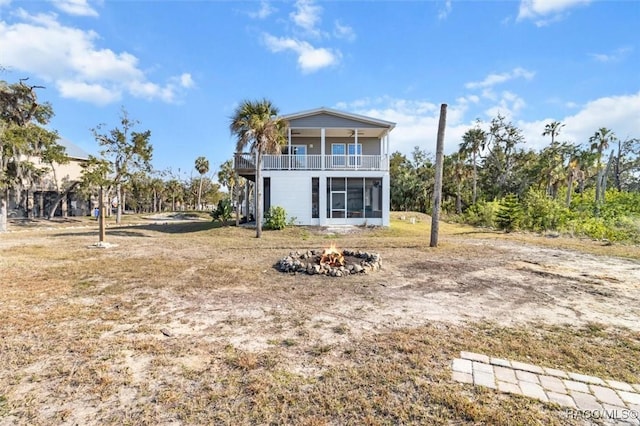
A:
349 130 364 137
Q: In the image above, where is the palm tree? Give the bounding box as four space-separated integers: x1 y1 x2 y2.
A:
589 127 616 205
229 99 286 238
459 123 486 204
218 159 242 225
194 156 209 210
542 121 565 145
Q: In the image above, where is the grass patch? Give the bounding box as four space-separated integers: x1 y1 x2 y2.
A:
1 213 638 424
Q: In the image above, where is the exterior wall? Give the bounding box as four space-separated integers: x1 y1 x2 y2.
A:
267 173 313 225
33 158 86 191
7 156 88 218
289 113 382 129
263 169 388 226
288 137 380 155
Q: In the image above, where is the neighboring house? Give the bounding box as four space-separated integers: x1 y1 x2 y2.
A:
234 107 396 226
8 138 92 218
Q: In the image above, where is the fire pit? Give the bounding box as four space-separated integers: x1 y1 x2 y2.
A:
276 245 381 277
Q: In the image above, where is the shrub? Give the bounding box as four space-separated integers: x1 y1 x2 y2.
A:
521 189 573 231
210 199 233 224
264 206 288 230
463 200 499 228
495 194 522 232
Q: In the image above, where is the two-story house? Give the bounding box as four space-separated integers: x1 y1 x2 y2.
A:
234 107 395 226
8 137 91 218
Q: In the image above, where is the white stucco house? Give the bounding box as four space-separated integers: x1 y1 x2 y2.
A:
234 107 396 226
8 138 91 218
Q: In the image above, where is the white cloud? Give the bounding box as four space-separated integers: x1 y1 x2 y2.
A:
334 90 639 160
0 0 12 8
337 97 473 156
465 67 535 90
290 0 322 35
517 0 591 25
519 92 640 151
53 0 98 17
562 92 640 144
333 20 355 42
438 0 452 20
177 73 194 89
57 80 120 105
263 33 340 73
0 10 193 105
589 47 633 63
249 0 274 19
483 91 527 121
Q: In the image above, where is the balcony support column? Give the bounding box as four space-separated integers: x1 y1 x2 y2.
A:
287 127 292 170
354 128 358 171
320 128 326 171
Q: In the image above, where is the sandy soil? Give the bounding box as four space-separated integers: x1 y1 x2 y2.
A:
2 221 639 424
102 235 640 354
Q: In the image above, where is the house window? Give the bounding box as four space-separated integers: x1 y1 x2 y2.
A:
365 178 382 218
312 177 319 218
348 144 362 167
284 145 307 169
326 177 381 219
347 178 364 218
263 177 271 214
331 143 345 167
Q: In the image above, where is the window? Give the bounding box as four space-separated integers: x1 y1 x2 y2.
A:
312 178 319 218
331 143 345 167
283 145 307 169
347 178 364 218
326 177 383 219
348 144 362 167
365 178 382 218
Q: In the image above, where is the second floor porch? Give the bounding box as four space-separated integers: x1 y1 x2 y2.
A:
234 152 389 177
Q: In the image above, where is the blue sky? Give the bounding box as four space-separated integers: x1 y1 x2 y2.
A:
1 0 638 182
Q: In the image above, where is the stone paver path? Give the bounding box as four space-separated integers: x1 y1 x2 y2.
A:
452 351 640 425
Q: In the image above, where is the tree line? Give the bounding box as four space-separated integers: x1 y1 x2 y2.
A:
0 77 221 232
391 115 640 241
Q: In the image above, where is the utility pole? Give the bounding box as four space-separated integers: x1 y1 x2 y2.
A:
430 104 447 247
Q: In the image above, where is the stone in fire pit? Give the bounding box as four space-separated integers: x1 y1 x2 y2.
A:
276 248 381 277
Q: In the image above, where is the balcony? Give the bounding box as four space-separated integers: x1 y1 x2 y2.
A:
234 153 388 177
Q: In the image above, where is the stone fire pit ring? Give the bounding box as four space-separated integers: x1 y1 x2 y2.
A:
277 249 382 277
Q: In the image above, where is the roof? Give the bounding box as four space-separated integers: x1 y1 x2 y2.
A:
58 137 91 160
281 107 396 130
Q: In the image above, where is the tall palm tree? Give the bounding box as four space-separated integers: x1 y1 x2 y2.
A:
229 99 286 238
218 159 240 225
459 123 486 204
542 121 564 145
194 156 209 210
589 127 616 205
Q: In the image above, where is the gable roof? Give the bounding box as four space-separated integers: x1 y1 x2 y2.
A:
58 137 91 160
282 107 396 130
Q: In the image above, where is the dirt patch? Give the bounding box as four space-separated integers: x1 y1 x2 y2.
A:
1 220 639 424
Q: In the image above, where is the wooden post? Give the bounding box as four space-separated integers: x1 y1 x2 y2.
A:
430 104 447 247
99 186 106 243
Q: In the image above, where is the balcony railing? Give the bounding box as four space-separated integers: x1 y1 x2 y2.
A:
234 153 387 172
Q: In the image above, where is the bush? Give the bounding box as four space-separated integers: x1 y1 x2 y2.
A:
496 194 522 233
264 206 288 230
463 200 499 228
521 189 573 231
210 199 233 224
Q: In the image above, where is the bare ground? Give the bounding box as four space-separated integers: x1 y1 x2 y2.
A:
1 215 639 424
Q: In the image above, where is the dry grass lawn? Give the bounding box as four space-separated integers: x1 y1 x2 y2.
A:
1 212 639 425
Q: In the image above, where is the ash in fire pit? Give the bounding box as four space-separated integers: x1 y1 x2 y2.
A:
277 246 381 277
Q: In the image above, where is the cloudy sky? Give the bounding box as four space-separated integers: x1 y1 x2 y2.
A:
1 0 638 179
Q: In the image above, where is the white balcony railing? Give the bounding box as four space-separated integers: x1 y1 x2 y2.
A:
235 153 387 172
